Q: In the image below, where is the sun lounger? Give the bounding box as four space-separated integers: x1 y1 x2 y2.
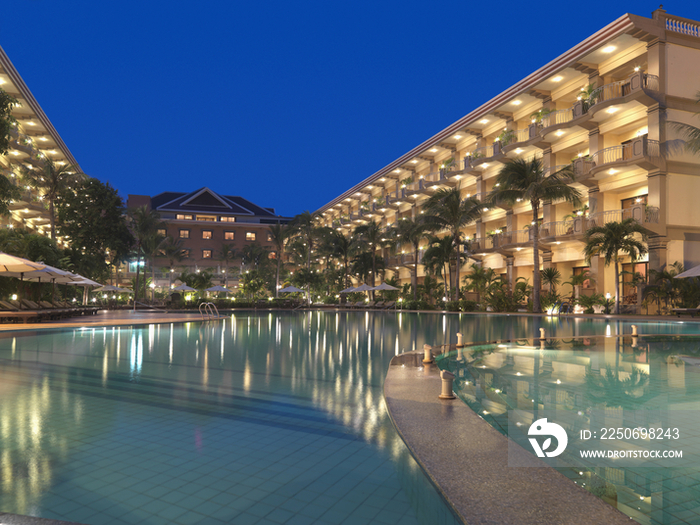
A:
381 301 396 310
672 305 700 317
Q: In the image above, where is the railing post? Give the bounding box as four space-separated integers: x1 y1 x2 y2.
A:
539 328 546 340
439 370 456 400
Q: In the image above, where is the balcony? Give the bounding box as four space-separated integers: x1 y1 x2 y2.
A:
572 72 660 119
471 204 660 254
386 249 425 268
573 136 661 179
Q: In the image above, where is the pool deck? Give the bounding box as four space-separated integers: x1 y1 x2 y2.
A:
383 351 634 525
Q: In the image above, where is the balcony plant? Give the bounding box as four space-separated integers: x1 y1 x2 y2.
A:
530 108 552 124
400 176 413 187
495 129 516 150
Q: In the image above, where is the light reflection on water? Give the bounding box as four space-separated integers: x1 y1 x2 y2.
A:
0 312 696 523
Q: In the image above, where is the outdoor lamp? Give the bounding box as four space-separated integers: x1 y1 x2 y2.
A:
11 294 17 300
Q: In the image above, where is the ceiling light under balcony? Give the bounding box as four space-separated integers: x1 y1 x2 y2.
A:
608 169 618 175
26 121 36 126
480 119 489 124
512 100 522 106
602 45 616 53
555 130 565 137
394 169 400 173
607 107 619 114
454 134 462 139
515 148 523 154
552 76 563 82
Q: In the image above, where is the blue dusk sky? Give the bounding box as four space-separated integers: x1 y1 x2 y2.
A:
2 1 699 217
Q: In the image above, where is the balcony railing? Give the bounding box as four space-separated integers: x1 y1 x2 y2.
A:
541 109 574 129
665 14 700 37
588 72 660 108
573 136 659 177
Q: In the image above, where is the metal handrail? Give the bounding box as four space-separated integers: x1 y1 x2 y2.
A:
199 302 221 320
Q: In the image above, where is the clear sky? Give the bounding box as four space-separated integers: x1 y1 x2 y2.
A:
2 1 698 217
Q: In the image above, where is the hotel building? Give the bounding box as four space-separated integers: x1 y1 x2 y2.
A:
0 45 81 242
127 188 290 289
315 7 700 310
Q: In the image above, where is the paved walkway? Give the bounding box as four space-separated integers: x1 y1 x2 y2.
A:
383 351 634 525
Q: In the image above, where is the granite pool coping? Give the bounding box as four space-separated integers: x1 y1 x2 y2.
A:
383 351 635 525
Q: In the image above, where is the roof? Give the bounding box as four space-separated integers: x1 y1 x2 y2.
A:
150 187 287 218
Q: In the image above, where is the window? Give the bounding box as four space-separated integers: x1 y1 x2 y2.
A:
176 214 193 220
179 229 190 239
157 228 167 237
196 215 216 222
202 230 213 240
573 266 592 289
622 262 648 303
181 249 190 258
224 231 235 240
202 249 212 259
267 233 273 242
621 195 648 210
269 251 277 260
246 232 256 241
128 261 145 273
220 216 236 223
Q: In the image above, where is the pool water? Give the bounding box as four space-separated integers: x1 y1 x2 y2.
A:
0 312 697 525
437 333 700 525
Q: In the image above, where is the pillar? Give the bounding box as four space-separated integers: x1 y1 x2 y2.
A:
506 255 515 293
648 236 668 274
588 186 603 216
588 128 601 157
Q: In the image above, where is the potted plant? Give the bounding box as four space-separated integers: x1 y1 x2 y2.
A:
400 176 413 187
529 108 551 137
494 129 516 154
574 84 599 117
440 157 455 176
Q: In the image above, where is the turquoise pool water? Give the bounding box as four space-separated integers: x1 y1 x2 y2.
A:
0 312 697 524
437 333 700 525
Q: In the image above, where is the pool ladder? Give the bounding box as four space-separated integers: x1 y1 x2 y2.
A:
199 302 222 320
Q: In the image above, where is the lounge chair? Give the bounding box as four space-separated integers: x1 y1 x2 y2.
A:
373 301 385 309
672 305 700 317
381 301 396 310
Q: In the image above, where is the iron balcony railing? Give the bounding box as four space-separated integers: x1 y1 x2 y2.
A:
540 109 574 129
588 73 660 109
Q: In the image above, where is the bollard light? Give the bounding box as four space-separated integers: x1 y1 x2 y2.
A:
439 370 456 399
539 328 545 340
423 344 434 364
456 332 463 348
631 325 638 336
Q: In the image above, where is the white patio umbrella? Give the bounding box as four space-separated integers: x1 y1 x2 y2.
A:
172 283 197 292
339 286 357 293
65 275 102 305
353 283 373 292
205 285 234 293
279 285 305 293
674 265 700 279
371 282 399 291
0 252 46 273
94 284 123 292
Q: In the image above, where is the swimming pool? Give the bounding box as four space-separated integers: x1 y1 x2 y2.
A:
0 312 696 524
436 332 700 525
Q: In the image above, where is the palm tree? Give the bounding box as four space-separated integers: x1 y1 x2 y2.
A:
218 243 239 289
582 218 651 314
353 220 385 289
21 157 84 240
143 230 166 302
267 223 290 297
159 236 186 289
422 235 454 298
540 267 561 294
422 188 484 302
489 158 582 312
241 242 270 272
128 206 163 310
388 217 430 300
289 211 319 270
323 230 355 289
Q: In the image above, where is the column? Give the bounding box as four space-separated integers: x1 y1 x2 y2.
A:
588 128 601 157
647 236 668 274
506 255 515 293
647 169 667 235
588 187 603 216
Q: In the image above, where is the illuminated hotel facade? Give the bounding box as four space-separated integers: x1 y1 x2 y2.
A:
315 7 700 310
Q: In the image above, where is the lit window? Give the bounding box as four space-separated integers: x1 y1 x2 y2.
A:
269 251 277 260
181 249 190 258
157 228 166 237
220 216 236 222
246 232 256 241
196 215 216 222
179 229 190 239
225 231 235 240
176 214 193 220
202 230 212 240
202 249 212 259
267 233 273 242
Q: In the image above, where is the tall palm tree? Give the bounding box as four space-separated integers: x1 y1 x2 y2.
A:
159 236 186 289
353 220 384 289
268 223 290 297
422 235 454 298
322 230 355 289
218 243 239 289
582 218 651 314
128 206 163 310
540 267 561 294
422 188 484 302
489 158 582 312
388 217 430 300
241 242 270 272
143 230 166 302
21 157 84 240
289 211 319 270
